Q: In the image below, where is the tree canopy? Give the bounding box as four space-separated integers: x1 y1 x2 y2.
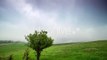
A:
25 30 54 60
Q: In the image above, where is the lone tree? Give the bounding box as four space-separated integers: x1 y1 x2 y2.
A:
25 30 53 60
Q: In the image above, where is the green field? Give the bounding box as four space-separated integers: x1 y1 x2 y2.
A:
0 40 107 60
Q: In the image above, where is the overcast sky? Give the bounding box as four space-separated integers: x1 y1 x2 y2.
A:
0 0 107 43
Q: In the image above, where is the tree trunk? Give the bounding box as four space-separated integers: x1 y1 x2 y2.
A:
36 51 41 60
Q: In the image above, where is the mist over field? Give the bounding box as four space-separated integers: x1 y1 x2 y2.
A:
0 0 107 43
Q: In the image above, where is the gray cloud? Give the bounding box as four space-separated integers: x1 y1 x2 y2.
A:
26 0 76 11
0 0 107 43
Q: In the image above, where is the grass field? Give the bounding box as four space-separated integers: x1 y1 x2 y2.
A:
0 40 107 60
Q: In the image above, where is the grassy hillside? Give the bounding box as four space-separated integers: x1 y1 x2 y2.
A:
0 40 107 60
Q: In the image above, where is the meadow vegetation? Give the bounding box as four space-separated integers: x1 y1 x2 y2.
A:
0 40 107 60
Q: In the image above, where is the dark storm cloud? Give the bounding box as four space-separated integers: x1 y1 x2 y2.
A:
77 0 107 14
75 0 107 26
0 0 7 7
78 0 107 9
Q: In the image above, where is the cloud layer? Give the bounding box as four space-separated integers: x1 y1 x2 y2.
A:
0 0 107 43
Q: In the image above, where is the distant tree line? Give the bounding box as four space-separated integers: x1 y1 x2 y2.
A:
0 40 23 44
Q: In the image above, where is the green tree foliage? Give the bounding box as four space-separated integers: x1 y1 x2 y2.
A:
25 30 54 60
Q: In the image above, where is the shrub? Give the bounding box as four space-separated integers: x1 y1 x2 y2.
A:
23 48 29 60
